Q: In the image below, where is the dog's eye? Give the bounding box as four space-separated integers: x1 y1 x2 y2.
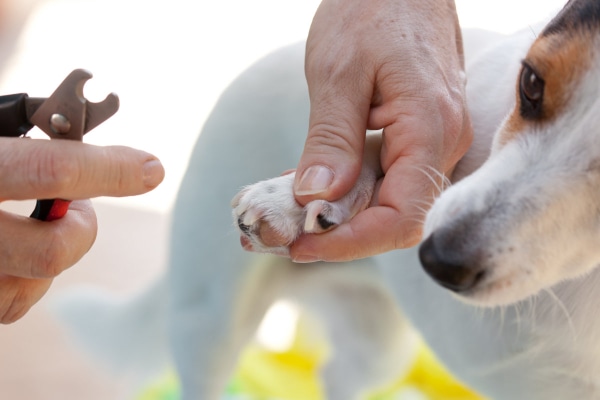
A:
519 63 545 119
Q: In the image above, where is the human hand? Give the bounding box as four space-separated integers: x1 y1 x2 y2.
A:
290 0 473 262
0 138 164 323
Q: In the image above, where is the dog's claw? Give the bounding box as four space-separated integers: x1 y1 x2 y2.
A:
304 200 340 233
235 202 249 216
304 201 324 232
230 188 249 209
231 165 376 254
242 208 261 226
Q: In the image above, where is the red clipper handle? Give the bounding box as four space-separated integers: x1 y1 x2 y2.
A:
30 199 71 221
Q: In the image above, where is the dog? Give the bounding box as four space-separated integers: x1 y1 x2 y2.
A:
54 1 600 399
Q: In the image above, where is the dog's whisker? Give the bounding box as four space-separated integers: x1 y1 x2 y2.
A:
409 204 434 219
412 205 430 218
406 198 436 221
497 306 506 333
407 164 445 197
395 216 427 228
403 211 428 226
527 24 539 40
514 301 524 336
384 208 428 229
525 295 536 333
410 198 436 208
473 304 487 321
423 165 452 192
543 288 577 344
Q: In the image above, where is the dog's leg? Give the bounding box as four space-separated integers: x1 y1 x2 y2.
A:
171 257 294 399
167 42 312 399
289 261 418 400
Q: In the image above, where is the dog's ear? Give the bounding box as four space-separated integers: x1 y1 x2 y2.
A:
542 0 600 37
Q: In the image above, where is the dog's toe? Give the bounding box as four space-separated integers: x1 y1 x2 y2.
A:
240 235 253 250
231 169 371 253
259 222 293 247
231 175 303 253
317 213 337 230
237 215 251 234
304 200 341 233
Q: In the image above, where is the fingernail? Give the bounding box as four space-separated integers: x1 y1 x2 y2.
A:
295 165 334 196
143 159 165 188
292 255 320 264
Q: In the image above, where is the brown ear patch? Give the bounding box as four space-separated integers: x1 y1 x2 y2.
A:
496 30 594 147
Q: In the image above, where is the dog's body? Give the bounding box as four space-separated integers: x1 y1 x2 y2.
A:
56 1 600 399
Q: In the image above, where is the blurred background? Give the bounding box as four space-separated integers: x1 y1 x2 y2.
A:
0 0 567 399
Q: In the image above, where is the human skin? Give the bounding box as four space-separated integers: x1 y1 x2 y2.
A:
290 0 473 262
0 138 164 323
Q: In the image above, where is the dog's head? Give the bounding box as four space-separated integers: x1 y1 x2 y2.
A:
420 0 600 306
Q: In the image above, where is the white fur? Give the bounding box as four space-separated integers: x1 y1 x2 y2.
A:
232 133 381 255
425 49 600 306
53 6 600 400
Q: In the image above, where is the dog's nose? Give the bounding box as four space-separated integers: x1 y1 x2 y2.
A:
419 233 485 292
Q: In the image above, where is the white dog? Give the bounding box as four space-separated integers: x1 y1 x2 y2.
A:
55 1 600 399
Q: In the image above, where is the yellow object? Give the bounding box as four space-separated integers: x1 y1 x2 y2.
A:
368 343 485 400
233 311 329 399
138 313 486 400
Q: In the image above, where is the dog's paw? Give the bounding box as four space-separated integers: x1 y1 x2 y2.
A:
232 174 303 255
232 172 374 256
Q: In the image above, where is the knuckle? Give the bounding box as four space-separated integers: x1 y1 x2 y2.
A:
1 303 25 324
438 97 473 169
433 85 472 141
0 282 31 324
306 44 351 78
25 149 80 194
306 123 360 159
114 162 132 194
28 203 96 279
306 45 369 99
33 235 68 279
98 146 140 196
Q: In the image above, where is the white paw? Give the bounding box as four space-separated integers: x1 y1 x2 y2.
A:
231 172 374 255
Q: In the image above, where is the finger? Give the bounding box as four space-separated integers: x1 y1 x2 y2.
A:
0 200 97 279
289 200 428 263
289 198 426 263
0 274 52 324
290 146 443 262
370 82 472 173
294 49 373 205
0 138 164 201
291 104 470 262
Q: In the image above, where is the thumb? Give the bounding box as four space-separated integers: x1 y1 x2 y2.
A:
294 79 371 206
